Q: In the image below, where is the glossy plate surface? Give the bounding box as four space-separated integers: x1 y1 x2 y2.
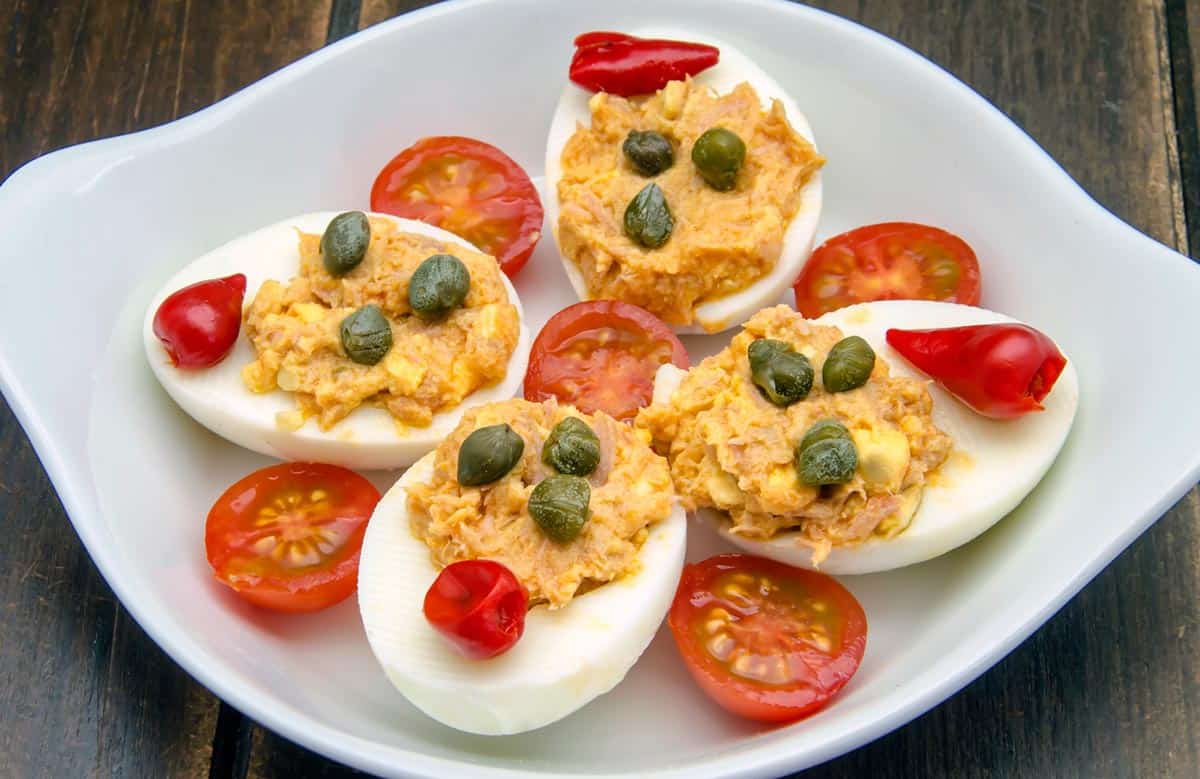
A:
1 1 1198 777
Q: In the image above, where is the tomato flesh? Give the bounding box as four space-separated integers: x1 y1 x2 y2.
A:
152 273 246 369
205 463 379 613
370 136 543 277
524 301 689 420
668 554 867 722
793 222 981 317
424 560 528 659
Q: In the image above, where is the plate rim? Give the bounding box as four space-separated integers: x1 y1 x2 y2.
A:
1 0 1198 777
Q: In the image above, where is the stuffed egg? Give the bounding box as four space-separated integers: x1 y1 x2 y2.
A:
143 212 530 470
545 29 824 334
358 399 686 735
640 300 1079 575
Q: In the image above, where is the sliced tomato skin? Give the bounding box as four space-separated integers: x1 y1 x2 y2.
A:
205 462 380 614
424 560 528 659
523 300 689 420
369 136 543 277
793 222 982 318
668 554 867 723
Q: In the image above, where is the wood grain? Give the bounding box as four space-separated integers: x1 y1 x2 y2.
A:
241 1 1200 777
0 1 331 777
360 0 437 28
1176 0 1200 256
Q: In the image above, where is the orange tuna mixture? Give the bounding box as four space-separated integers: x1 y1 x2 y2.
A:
407 399 673 608
242 217 520 431
556 79 824 330
637 306 951 563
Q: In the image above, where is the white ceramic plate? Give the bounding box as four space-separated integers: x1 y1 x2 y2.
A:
1 1 1198 777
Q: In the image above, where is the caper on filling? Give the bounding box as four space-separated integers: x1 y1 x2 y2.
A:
799 418 851 451
320 211 371 276
413 400 674 608
748 338 814 406
620 127 746 250
794 420 857 486
332 252 473 370
457 423 525 486
542 417 601 476
624 182 674 248
623 130 674 176
243 218 520 433
692 127 746 191
528 475 591 543
409 253 471 319
823 336 876 393
339 304 393 365
456 421 595 543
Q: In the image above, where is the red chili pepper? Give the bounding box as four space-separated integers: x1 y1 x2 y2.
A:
423 560 528 660
573 31 635 48
569 32 720 96
885 323 1067 419
152 273 246 369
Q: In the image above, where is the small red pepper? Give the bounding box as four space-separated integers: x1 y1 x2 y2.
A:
424 560 528 660
569 31 720 96
885 323 1067 419
152 273 247 369
573 31 635 48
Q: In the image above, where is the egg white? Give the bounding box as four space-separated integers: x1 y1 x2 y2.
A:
357 451 687 735
652 300 1080 574
544 28 823 334
142 212 531 471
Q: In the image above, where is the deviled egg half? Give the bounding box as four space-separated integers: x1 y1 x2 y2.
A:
358 399 686 735
143 212 531 470
641 300 1079 575
545 29 824 334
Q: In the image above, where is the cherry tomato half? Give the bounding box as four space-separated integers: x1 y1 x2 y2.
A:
524 300 690 421
152 273 246 369
370 136 544 277
793 222 982 318
668 554 867 722
205 462 380 613
424 560 528 659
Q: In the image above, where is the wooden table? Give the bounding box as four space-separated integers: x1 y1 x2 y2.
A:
1 1 1197 776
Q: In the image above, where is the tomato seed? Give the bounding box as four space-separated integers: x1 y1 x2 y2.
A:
707 633 735 661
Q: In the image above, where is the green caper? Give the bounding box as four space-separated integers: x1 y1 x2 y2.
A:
747 338 813 406
528 474 591 543
409 254 471 319
543 417 601 476
691 127 746 191
796 437 858 486
623 183 674 248
799 419 851 452
622 130 674 176
457 424 525 486
320 211 371 276
822 336 876 393
339 304 392 365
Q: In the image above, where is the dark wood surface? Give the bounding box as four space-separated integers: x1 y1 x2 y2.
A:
0 1 1196 777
